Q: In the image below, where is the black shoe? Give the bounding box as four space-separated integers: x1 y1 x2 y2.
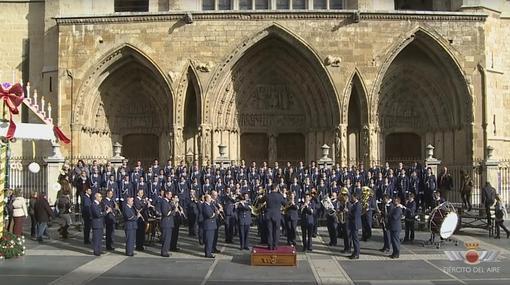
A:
312 234 317 238
106 247 115 251
349 255 359 259
206 254 215 258
213 249 221 253
307 248 313 252
161 254 170 257
243 247 250 250
302 248 307 252
507 232 510 239
136 247 145 251
84 241 91 245
199 241 203 245
126 254 134 257
390 254 399 259
170 247 180 252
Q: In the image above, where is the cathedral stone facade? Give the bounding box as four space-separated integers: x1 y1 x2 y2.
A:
2 0 510 166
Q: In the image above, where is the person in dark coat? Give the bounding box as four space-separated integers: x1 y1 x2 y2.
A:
264 186 287 250
81 188 93 244
347 193 362 259
123 197 138 256
481 182 496 228
389 197 404 259
34 194 54 242
236 192 252 250
438 167 453 201
91 192 110 256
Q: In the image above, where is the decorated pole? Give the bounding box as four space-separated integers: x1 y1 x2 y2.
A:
0 143 6 238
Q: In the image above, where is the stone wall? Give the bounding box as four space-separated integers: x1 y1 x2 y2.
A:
55 11 486 164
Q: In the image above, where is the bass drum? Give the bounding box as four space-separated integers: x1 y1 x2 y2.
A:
429 202 459 239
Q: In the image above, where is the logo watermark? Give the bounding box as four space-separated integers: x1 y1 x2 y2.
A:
442 241 501 274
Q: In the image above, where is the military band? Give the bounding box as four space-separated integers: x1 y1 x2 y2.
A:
65 159 444 259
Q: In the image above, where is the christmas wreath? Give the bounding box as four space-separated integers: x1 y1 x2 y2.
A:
0 231 25 259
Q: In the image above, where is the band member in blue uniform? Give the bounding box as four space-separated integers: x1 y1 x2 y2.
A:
379 194 392 253
188 189 199 237
222 188 236 243
119 175 134 205
265 186 287 250
134 189 148 251
159 191 175 257
236 192 252 250
347 193 362 259
170 195 185 252
389 197 404 258
123 197 138 256
424 168 437 211
403 193 417 243
203 194 218 258
326 192 339 246
210 191 222 253
285 191 299 246
102 190 116 251
81 188 92 245
91 192 110 256
300 193 315 251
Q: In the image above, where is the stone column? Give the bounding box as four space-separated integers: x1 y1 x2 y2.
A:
424 144 441 175
482 145 499 189
368 123 379 165
45 141 65 205
268 132 278 164
199 124 212 165
336 124 348 167
173 125 184 164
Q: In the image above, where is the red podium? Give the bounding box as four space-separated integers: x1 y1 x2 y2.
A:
250 245 297 266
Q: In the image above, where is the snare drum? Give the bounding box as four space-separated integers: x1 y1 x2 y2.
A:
429 202 458 239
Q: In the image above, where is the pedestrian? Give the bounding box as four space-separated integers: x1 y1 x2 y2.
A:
12 189 28 236
34 193 54 242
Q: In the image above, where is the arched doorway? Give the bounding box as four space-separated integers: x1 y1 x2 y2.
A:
385 133 421 163
346 73 369 166
378 30 471 164
183 67 201 163
76 46 172 161
209 25 339 164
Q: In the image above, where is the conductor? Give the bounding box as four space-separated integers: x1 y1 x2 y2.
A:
265 186 287 250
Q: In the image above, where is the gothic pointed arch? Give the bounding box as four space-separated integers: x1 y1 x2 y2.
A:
374 26 473 163
203 23 340 163
73 44 173 163
342 69 370 165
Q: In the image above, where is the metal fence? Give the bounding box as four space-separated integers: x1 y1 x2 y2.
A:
8 156 48 199
498 160 510 207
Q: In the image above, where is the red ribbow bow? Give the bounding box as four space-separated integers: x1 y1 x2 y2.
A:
0 83 25 140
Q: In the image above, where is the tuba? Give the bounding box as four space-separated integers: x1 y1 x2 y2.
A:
361 186 374 215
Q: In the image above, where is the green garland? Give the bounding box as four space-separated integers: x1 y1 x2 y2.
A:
0 231 25 259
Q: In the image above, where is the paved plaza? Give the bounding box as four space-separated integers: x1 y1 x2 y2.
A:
0 223 508 285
